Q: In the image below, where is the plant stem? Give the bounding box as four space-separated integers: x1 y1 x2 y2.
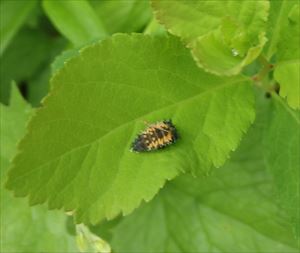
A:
252 55 274 84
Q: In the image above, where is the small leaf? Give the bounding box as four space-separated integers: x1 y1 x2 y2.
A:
42 0 107 46
191 28 267 76
264 95 300 239
107 97 299 252
6 35 255 225
1 85 77 252
0 0 37 55
152 0 269 75
274 3 300 109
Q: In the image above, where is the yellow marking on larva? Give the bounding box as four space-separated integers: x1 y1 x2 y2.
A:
148 140 159 149
153 141 160 148
157 137 164 146
156 125 169 132
152 128 166 146
163 132 173 143
147 141 154 148
155 122 167 128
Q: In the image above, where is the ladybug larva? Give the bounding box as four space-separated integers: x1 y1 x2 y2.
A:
131 119 178 152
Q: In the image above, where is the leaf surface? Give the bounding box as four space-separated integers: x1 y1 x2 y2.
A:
152 0 269 75
0 86 77 252
264 95 300 239
273 3 300 109
6 35 255 225
108 95 299 252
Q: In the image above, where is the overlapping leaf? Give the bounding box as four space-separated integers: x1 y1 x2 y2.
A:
1 86 77 252
6 35 255 225
107 95 299 252
273 3 300 109
152 0 269 75
264 95 300 239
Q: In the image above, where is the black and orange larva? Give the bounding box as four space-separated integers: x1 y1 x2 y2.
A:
131 119 178 152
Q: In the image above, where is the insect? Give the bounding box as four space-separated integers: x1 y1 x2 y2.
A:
130 119 178 152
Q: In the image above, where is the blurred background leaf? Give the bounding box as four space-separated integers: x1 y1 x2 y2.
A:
0 0 37 55
264 0 297 60
42 0 107 47
1 85 77 252
0 26 66 105
0 3 67 105
90 0 152 34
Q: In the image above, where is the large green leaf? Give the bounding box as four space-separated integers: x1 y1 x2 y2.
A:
106 95 299 252
6 35 255 225
264 95 300 239
273 3 300 109
152 0 269 75
42 0 107 47
90 0 152 34
0 85 77 252
0 0 37 55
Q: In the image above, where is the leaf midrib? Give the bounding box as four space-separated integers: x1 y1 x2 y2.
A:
10 77 248 184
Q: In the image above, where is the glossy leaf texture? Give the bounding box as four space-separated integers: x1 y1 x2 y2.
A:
1 86 77 252
104 95 299 252
152 0 269 75
6 35 255 225
273 3 300 109
0 0 37 55
264 95 300 239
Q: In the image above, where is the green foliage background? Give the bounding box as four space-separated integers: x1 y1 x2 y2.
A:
0 0 299 252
